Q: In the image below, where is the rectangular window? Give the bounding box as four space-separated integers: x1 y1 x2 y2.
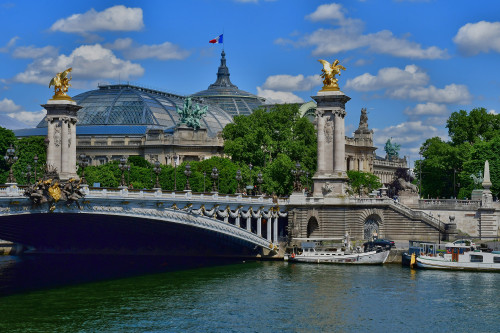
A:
493 257 500 263
470 255 483 263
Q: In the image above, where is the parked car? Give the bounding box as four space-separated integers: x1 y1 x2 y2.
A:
363 239 395 251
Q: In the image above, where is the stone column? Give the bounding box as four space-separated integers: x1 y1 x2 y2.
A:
267 216 272 242
42 100 82 181
273 216 278 244
312 91 350 197
235 215 240 228
60 118 69 175
257 216 262 236
246 217 251 232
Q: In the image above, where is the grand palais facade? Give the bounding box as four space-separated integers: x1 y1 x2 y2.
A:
14 51 405 185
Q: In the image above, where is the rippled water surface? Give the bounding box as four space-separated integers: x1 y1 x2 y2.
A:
0 255 499 332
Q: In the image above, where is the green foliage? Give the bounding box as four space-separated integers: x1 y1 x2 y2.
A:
447 108 500 146
0 127 16 183
128 156 151 168
222 104 317 173
417 108 500 198
347 170 381 196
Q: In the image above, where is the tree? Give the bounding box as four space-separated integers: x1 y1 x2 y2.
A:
347 170 382 196
447 108 500 146
223 104 317 174
0 127 16 183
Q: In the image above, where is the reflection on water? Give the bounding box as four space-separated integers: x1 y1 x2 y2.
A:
0 256 499 332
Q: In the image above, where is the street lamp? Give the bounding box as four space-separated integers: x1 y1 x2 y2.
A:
78 153 89 184
4 144 18 183
184 163 191 191
203 171 206 192
211 166 218 192
235 169 242 194
153 160 161 189
291 161 303 192
33 154 38 182
173 155 178 191
126 164 131 188
25 164 32 185
119 156 128 187
257 171 263 195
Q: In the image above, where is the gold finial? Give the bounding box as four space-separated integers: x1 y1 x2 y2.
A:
49 67 74 101
318 59 346 92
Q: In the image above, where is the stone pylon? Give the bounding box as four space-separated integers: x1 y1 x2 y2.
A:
41 99 82 181
312 90 350 197
481 160 493 208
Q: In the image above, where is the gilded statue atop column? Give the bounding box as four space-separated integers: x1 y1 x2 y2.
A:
318 59 346 91
49 67 74 101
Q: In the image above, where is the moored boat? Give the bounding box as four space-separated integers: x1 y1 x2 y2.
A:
415 240 500 271
285 236 391 265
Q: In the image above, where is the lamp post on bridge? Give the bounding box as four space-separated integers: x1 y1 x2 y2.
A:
4 144 18 184
153 160 162 189
257 171 263 195
78 153 89 185
184 163 191 191
203 171 206 193
126 164 131 188
291 161 303 192
25 164 32 185
173 154 178 191
235 169 242 194
33 154 38 182
119 156 128 187
211 166 218 193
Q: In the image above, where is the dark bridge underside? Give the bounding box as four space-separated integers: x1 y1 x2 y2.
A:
0 213 262 257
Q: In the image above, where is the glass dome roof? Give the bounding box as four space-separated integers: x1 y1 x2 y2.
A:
191 50 265 117
36 84 233 137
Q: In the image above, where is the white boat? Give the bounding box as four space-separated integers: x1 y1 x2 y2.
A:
415 240 500 271
285 236 391 265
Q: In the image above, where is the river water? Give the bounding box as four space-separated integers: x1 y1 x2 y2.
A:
0 255 499 332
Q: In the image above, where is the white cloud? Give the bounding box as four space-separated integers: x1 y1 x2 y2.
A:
489 109 497 115
306 3 345 22
13 44 144 85
388 84 472 104
0 36 19 53
50 5 144 33
454 21 500 56
106 38 190 61
256 87 304 104
261 74 321 91
0 97 22 113
7 110 46 128
277 4 448 60
346 65 429 91
12 45 58 59
373 121 446 158
404 102 448 116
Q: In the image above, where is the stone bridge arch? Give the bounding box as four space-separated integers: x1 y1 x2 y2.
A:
359 208 384 240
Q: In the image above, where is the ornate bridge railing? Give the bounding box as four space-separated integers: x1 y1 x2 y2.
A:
0 185 288 251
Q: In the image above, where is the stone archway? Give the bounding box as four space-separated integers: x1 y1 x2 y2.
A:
364 215 381 240
307 216 319 238
359 209 384 240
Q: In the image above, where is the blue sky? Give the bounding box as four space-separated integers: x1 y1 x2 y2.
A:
1 0 499 166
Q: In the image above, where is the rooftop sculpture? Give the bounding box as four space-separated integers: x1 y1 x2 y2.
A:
384 138 401 161
318 59 346 91
176 97 207 130
49 67 73 101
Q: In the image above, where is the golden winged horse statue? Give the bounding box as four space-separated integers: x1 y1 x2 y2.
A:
49 67 73 100
318 59 346 91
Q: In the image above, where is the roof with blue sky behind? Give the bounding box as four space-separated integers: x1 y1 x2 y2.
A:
1 0 499 166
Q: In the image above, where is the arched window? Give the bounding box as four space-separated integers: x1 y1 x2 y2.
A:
307 217 319 238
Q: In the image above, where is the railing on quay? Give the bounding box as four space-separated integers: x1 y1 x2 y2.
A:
418 199 481 210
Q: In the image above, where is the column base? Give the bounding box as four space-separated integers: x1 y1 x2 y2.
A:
313 173 348 197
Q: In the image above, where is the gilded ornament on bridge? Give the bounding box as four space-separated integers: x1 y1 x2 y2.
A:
49 67 73 101
318 59 346 91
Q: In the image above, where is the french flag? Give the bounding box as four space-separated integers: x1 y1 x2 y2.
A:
209 34 223 44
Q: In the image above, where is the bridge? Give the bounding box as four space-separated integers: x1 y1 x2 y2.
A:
0 185 288 258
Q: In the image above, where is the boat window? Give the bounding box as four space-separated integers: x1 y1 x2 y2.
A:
493 257 500 263
470 255 483 263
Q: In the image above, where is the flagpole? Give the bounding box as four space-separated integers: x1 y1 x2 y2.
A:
222 28 225 51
